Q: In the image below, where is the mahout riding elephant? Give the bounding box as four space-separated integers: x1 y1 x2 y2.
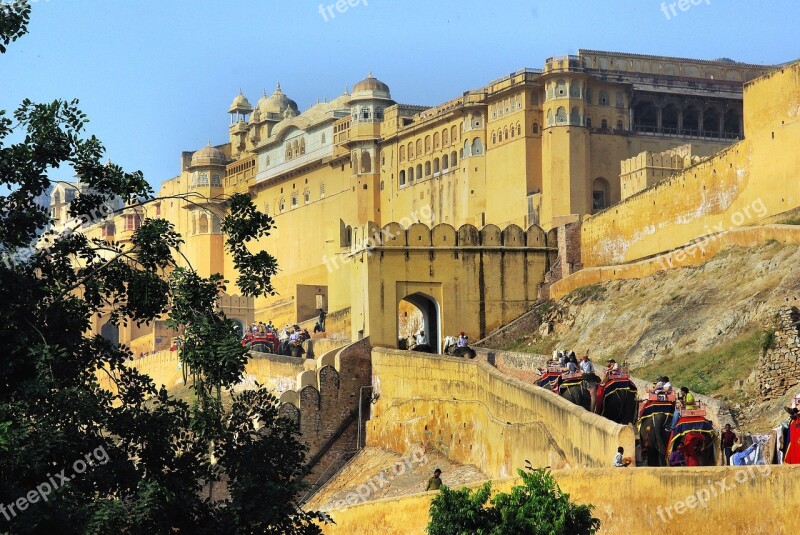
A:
289 342 305 359
442 336 458 355
558 373 601 411
637 398 675 466
595 373 638 425
410 343 434 353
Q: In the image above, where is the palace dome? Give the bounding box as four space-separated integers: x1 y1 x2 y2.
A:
351 72 391 100
191 144 228 167
258 83 299 117
228 91 252 114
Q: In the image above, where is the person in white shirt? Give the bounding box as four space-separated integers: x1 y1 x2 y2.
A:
662 376 673 393
606 358 619 372
416 330 428 346
579 355 595 375
613 446 631 467
289 329 300 343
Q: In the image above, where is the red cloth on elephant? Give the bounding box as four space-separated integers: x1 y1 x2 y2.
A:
595 383 606 414
680 434 704 466
785 420 800 464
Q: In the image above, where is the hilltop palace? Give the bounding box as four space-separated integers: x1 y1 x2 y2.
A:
55 49 775 353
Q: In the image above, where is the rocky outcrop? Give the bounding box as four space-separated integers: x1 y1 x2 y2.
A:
759 307 800 399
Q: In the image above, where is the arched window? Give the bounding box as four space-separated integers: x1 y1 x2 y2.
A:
450 125 458 142
199 214 209 234
433 158 440 174
616 119 624 131
683 105 700 135
492 131 497 144
425 136 431 153
285 144 292 160
570 82 581 98
703 106 721 137
546 83 554 101
304 189 310 204
279 198 286 213
570 107 581 125
433 132 440 149
442 154 449 170
592 177 611 212
442 128 449 146
320 183 326 198
198 173 209 186
555 107 567 124
408 142 414 159
471 137 483 155
399 145 406 161
399 170 406 186
585 87 592 104
556 79 567 97
450 151 457 167
375 107 383 120
463 139 471 157
547 109 554 126
416 164 423 179
408 167 415 182
416 139 422 156
212 215 221 233
662 104 679 133
601 118 608 129
292 139 299 157
53 191 61 204
291 192 298 208
299 138 306 154
585 117 592 129
361 106 371 120
361 151 372 173
516 123 521 136
532 122 540 134
211 173 221 187
425 161 431 176
599 90 609 106
504 127 509 140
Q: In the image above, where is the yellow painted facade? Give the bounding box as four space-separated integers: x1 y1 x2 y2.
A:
68 50 778 350
580 62 800 267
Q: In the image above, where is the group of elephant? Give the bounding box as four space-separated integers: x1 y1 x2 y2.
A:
538 370 717 466
398 335 478 359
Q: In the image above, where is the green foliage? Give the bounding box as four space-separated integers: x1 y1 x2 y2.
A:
631 330 763 397
762 329 776 352
0 9 322 534
567 284 607 305
427 468 600 535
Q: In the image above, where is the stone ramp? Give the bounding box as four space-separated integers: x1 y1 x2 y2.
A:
304 445 485 512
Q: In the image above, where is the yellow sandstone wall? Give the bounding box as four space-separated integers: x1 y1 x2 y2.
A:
366 349 634 477
551 224 800 300
580 62 800 267
319 465 800 535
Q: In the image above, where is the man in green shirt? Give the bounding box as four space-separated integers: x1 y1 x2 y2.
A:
425 469 442 491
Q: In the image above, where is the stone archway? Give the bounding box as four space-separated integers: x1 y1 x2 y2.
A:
100 321 119 345
397 292 441 354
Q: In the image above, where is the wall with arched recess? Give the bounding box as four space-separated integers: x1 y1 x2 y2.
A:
366 348 634 478
317 466 800 534
348 222 554 348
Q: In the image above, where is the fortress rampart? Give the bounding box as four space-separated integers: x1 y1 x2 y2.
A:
366 348 634 477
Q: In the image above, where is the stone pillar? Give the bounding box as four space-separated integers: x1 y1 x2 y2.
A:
656 106 663 133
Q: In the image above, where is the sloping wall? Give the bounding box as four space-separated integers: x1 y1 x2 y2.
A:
366 348 633 477
580 62 800 267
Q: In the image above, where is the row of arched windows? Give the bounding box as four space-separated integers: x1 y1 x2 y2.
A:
190 172 222 188
284 137 306 161
399 125 460 162
491 123 522 145
190 213 221 235
398 151 458 187
270 183 325 215
351 150 373 174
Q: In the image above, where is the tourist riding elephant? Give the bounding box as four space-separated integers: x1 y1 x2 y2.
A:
595 375 639 425
668 414 718 466
637 399 675 466
558 373 601 411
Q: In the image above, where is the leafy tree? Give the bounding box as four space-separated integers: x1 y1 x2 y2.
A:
0 3 322 533
427 468 600 535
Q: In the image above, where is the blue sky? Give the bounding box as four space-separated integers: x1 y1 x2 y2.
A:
2 0 798 189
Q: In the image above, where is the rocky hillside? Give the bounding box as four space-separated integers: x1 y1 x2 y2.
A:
483 241 800 431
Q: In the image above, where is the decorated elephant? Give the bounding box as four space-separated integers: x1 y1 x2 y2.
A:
637 396 676 466
558 372 601 411
410 343 434 353
595 371 638 425
290 342 305 359
536 366 565 393
667 410 718 466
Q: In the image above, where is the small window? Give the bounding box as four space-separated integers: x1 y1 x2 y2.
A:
291 193 298 208
304 189 310 204
399 170 406 186
320 183 326 198
279 198 286 212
